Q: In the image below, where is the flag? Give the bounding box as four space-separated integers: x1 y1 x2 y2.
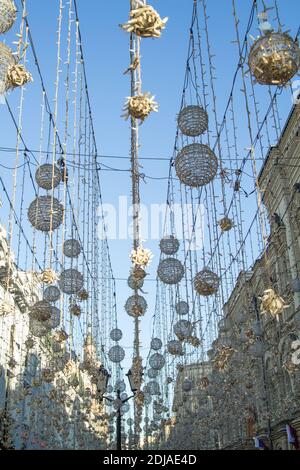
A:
286 424 299 449
254 437 268 450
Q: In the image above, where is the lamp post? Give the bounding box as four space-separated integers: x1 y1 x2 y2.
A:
101 368 137 451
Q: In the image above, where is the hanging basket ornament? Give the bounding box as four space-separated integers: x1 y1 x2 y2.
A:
28 196 64 232
174 320 194 341
0 0 17 34
110 328 123 342
157 258 184 285
132 265 147 281
108 345 125 363
63 239 81 258
58 269 84 295
194 268 220 296
175 301 189 316
167 340 184 356
218 217 234 232
29 300 52 322
125 294 147 317
248 32 300 86
123 93 158 122
178 105 208 137
159 235 180 255
149 353 165 371
175 143 218 188
35 164 61 190
259 288 290 317
128 274 144 290
150 338 162 351
43 285 60 303
121 1 168 38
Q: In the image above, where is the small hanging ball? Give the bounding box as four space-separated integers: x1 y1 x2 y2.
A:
59 269 84 295
194 268 220 296
175 143 218 188
151 338 162 351
110 328 123 342
63 239 81 258
125 294 147 317
248 32 300 86
148 368 159 379
178 105 208 137
167 340 184 356
149 353 165 371
0 1 17 34
146 381 160 396
35 164 61 190
108 345 125 363
157 258 184 285
174 320 194 340
29 300 52 322
182 378 193 393
159 235 180 255
28 196 64 232
175 301 189 316
128 274 144 290
29 317 52 338
43 286 60 303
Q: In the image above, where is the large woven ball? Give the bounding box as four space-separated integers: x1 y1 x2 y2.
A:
128 274 144 290
157 258 184 285
29 318 52 338
125 294 147 317
110 328 123 342
149 353 165 371
0 1 17 34
175 143 218 188
167 340 183 356
178 105 208 137
175 301 189 316
35 164 61 190
194 268 220 296
28 196 64 232
0 42 16 94
151 338 162 351
148 368 159 379
63 239 81 258
43 286 60 303
147 381 160 396
59 269 84 295
174 320 194 340
249 32 300 86
159 235 179 255
29 300 52 322
108 345 125 363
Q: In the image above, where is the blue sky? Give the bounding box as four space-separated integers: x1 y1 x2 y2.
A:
1 0 300 379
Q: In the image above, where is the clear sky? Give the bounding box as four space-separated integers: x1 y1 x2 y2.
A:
1 0 299 380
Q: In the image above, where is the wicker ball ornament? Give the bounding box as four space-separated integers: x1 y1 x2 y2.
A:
148 368 159 379
146 381 160 396
178 105 208 137
35 164 61 191
63 239 81 258
157 258 184 285
194 268 220 296
125 294 147 317
29 318 52 338
174 320 194 340
151 338 162 351
108 345 125 363
149 353 165 371
29 300 52 322
182 378 193 392
58 269 84 295
128 274 144 291
43 286 61 303
167 340 184 356
175 143 218 188
249 32 300 86
175 301 189 316
0 42 16 94
159 235 180 255
110 328 123 342
28 196 64 232
0 0 17 34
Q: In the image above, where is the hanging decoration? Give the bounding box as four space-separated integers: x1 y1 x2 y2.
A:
259 288 289 317
178 105 208 137
121 1 168 38
159 236 180 255
175 143 218 188
28 196 64 232
194 268 220 296
35 164 61 190
125 294 148 317
130 246 153 268
157 258 184 285
0 0 17 34
123 92 158 122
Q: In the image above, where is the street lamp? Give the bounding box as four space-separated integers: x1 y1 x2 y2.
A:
126 369 138 393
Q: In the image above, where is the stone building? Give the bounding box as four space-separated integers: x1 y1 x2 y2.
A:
163 103 300 451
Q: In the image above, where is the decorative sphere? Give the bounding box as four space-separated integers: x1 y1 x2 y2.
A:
108 345 125 363
182 378 193 392
146 381 160 396
249 32 300 86
175 301 189 316
151 338 162 351
125 294 147 317
194 268 220 296
110 328 123 342
59 269 84 295
167 340 184 356
128 274 144 290
35 164 61 190
0 42 15 94
0 1 17 34
175 143 218 188
63 239 81 258
178 105 208 137
159 235 180 255
29 301 52 322
43 286 60 303
28 196 64 232
157 258 184 285
149 353 165 371
115 380 126 393
29 318 52 338
148 368 159 379
174 320 194 340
